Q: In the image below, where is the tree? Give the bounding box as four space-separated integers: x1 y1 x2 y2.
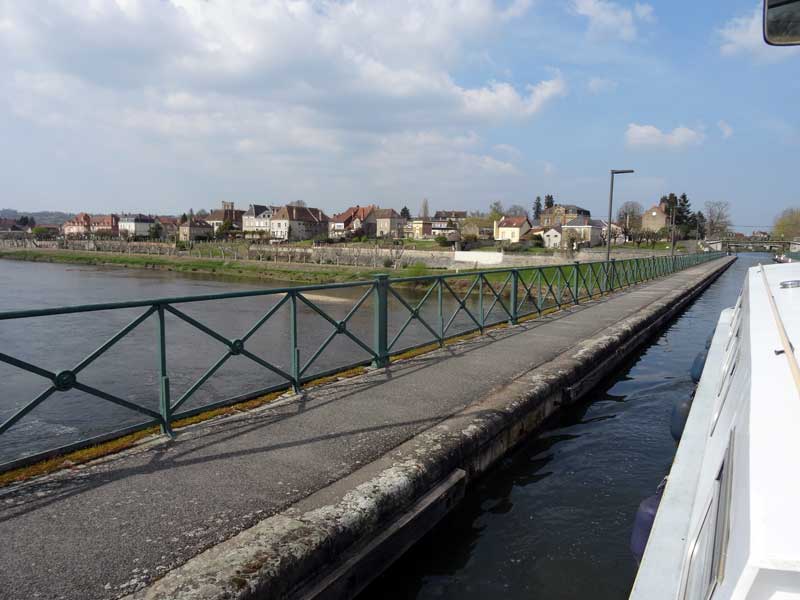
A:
773 208 800 240
216 219 233 239
420 198 430 219
544 194 554 209
693 211 707 239
676 193 692 226
488 201 504 221
31 226 50 239
705 201 732 238
289 200 307 207
506 204 528 218
196 209 209 218
180 213 188 224
149 222 163 240
533 196 542 222
400 206 411 220
617 201 643 239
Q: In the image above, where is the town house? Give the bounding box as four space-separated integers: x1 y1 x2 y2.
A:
642 201 670 232
242 204 281 233
118 214 153 238
270 205 330 241
61 213 92 237
562 216 605 247
494 216 532 242
373 208 405 238
206 201 245 234
540 204 591 227
179 219 213 241
329 205 376 238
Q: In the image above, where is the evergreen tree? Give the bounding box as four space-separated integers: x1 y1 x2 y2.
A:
400 206 411 219
544 194 554 209
533 196 542 222
676 193 692 226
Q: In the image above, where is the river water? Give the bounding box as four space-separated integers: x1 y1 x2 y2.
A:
0 260 495 463
362 254 763 600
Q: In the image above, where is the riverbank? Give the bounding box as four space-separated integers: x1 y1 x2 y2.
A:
0 248 435 285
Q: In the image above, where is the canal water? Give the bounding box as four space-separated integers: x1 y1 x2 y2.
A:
0 260 505 463
362 254 763 600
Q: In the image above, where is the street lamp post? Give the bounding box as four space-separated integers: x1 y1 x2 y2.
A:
606 169 634 261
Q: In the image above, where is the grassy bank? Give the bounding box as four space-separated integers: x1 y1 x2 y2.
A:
0 248 440 285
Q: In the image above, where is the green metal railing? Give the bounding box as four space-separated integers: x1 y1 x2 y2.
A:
0 252 725 471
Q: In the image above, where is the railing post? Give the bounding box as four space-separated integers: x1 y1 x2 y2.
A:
536 269 543 313
573 261 580 305
610 258 617 291
478 274 484 332
510 269 519 324
372 274 389 367
437 278 444 346
289 291 300 392
156 304 173 437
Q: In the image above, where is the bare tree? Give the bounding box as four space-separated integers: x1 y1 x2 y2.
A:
506 204 529 218
617 201 643 241
705 201 732 238
420 198 430 219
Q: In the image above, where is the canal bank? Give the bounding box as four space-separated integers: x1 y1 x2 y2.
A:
0 257 733 600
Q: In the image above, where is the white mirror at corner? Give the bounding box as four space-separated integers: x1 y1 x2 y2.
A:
764 0 800 45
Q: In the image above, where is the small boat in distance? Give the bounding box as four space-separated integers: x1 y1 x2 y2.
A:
629 261 800 599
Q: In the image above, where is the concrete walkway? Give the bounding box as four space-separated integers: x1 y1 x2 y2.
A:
0 259 731 600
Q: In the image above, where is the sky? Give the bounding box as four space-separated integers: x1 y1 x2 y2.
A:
0 0 798 232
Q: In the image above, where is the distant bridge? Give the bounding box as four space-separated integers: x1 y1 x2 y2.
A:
705 238 799 252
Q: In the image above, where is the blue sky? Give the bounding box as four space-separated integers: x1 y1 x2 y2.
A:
0 0 797 231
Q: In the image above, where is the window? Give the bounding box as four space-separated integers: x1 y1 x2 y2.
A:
682 434 734 600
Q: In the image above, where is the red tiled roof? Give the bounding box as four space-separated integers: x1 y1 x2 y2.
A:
332 205 376 224
498 216 530 228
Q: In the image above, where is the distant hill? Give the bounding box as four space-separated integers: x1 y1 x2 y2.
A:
0 208 75 225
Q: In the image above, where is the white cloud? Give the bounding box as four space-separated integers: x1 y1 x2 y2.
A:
634 3 655 23
587 77 618 94
625 123 705 148
570 0 654 41
719 4 800 62
717 120 734 139
461 73 567 119
0 1 555 211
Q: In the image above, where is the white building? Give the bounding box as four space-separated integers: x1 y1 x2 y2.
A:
493 216 532 243
119 214 155 238
242 204 280 233
543 226 562 249
373 208 405 238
